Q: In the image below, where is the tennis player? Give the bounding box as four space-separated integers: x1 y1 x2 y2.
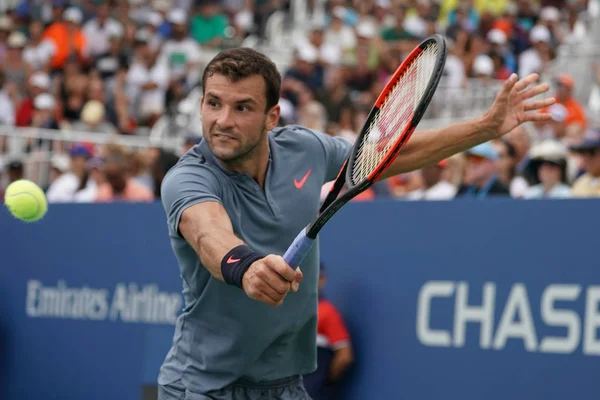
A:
158 47 554 399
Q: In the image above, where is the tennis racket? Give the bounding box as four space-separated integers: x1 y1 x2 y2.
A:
283 34 448 268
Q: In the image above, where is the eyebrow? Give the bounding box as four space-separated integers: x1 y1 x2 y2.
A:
206 93 258 105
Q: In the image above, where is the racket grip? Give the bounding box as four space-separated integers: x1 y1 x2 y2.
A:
283 229 314 269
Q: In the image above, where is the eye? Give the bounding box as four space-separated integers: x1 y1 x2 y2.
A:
207 99 219 108
237 105 250 112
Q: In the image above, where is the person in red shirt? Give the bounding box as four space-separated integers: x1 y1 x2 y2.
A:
303 263 354 400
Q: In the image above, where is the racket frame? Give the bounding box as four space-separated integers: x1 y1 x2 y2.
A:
305 34 448 240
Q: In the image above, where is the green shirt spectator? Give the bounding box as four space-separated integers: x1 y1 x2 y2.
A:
189 1 228 48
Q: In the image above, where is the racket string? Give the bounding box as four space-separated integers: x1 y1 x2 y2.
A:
352 43 439 184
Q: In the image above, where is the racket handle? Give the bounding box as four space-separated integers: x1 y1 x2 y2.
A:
283 229 314 269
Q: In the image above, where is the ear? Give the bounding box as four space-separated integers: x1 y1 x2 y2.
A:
265 104 280 131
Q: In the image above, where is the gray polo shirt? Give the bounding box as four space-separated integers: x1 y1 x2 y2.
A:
158 125 351 394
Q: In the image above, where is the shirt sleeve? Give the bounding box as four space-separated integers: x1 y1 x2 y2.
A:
320 301 351 350
160 163 223 237
311 130 352 182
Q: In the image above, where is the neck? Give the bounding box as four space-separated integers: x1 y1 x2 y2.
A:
543 180 558 192
475 173 495 189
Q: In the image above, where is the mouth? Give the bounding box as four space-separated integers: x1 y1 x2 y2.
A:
212 132 237 141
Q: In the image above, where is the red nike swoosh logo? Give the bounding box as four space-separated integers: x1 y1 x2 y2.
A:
227 256 241 264
294 169 312 189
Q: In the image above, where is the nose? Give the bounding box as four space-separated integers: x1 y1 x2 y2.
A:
216 106 235 130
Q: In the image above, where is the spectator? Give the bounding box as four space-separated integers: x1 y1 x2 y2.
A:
190 0 228 49
157 8 203 89
523 140 572 199
6 159 24 183
518 25 553 79
570 129 600 198
405 159 458 200
94 144 154 203
456 142 510 198
45 143 95 203
42 7 89 73
535 102 568 142
541 73 588 143
495 139 529 198
16 71 50 127
3 31 30 100
126 29 170 128
303 263 353 400
82 0 123 59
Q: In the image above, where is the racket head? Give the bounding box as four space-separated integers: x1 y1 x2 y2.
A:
345 34 447 188
304 35 447 239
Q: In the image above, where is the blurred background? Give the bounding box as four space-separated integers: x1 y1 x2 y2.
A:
1 1 600 400
0 0 598 203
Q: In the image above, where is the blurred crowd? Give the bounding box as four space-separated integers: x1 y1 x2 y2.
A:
0 0 598 203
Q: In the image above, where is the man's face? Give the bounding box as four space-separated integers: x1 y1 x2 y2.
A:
201 73 279 163
580 149 600 177
464 155 495 186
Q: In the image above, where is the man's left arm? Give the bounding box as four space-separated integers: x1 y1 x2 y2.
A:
381 73 555 179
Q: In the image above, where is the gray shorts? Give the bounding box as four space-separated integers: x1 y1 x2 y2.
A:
158 376 312 400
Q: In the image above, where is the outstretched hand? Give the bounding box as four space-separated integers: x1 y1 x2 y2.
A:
483 73 556 138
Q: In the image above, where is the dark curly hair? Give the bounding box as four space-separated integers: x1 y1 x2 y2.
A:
201 48 281 112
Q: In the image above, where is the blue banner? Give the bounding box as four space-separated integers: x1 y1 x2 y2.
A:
1 199 599 400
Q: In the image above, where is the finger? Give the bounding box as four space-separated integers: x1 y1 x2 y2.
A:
523 112 554 122
291 268 304 292
502 73 519 93
255 264 290 295
519 83 550 100
524 97 556 111
513 73 539 92
253 289 282 307
265 255 296 282
244 280 279 306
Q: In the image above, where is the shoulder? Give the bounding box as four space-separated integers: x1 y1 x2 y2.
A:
161 147 224 194
270 125 351 152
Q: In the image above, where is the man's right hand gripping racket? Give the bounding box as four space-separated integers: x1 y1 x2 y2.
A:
283 34 448 268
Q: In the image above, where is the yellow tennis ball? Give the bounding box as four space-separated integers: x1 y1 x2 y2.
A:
4 179 48 222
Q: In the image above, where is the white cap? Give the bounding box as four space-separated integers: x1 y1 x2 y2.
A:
34 93 55 111
540 6 560 22
0 15 12 30
64 7 83 24
332 6 346 20
548 103 568 122
29 72 50 90
152 0 170 12
356 20 377 38
134 28 151 42
234 10 254 31
147 11 163 27
51 153 71 172
529 140 567 162
167 9 187 25
487 28 507 45
530 25 551 43
473 54 494 76
278 98 295 122
107 22 124 39
81 100 105 124
404 17 426 38
296 43 318 63
7 31 27 48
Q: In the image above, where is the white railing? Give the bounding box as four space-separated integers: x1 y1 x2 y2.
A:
0 126 184 189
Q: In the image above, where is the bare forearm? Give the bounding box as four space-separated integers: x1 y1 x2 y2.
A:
195 227 245 280
383 116 495 178
328 347 353 381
